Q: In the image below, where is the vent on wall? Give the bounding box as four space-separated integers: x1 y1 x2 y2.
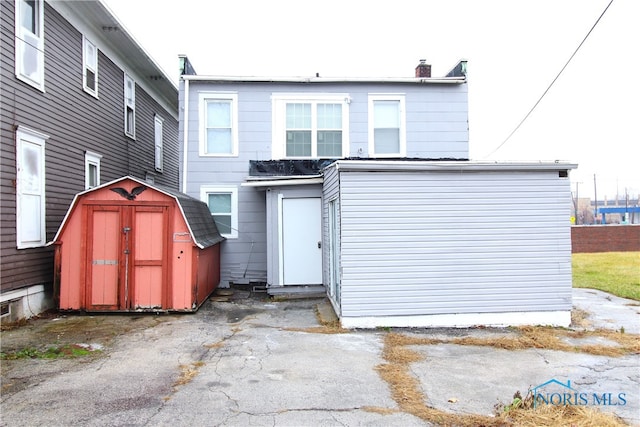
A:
559 170 569 178
1 301 10 317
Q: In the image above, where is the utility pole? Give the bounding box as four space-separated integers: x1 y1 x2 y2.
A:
573 182 582 225
593 174 598 224
625 187 629 224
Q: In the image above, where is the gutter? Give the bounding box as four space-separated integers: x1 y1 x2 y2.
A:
332 160 578 173
181 78 189 193
180 75 466 84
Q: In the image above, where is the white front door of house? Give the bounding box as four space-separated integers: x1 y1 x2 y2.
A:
282 197 322 285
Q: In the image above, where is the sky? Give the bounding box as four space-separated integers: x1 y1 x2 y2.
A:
102 0 639 200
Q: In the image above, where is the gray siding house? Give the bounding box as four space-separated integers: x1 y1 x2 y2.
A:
0 0 179 321
179 57 575 328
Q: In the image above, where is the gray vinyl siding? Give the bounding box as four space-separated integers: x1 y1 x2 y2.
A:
321 165 340 291
184 80 468 284
0 2 178 294
337 170 572 317
184 82 272 284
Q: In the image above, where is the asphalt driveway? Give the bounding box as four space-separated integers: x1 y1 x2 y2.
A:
1 288 638 426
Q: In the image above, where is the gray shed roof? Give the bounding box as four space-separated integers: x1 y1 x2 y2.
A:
150 181 225 249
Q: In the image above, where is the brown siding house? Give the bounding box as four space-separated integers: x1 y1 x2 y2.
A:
0 0 179 321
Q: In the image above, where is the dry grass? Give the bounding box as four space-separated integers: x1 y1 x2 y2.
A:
204 341 225 349
283 307 349 334
375 332 632 426
376 334 501 426
380 327 639 357
173 361 205 388
284 325 349 334
499 404 626 426
571 308 592 328
494 390 627 426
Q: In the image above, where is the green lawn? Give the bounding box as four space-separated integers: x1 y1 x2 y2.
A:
573 252 640 301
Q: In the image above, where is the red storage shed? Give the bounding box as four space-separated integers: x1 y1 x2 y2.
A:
51 176 224 312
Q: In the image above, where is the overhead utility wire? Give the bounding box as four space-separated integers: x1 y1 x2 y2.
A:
483 0 615 158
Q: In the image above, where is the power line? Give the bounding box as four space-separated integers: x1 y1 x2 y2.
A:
483 0 615 159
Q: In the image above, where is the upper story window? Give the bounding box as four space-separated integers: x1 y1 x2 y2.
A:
83 36 98 97
124 73 135 139
272 94 349 159
14 0 45 91
16 126 48 248
84 151 102 189
199 92 238 157
154 115 164 172
368 94 406 157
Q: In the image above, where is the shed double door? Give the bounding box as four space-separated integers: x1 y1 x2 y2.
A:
86 205 169 311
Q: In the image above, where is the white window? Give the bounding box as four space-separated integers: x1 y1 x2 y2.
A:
84 151 101 189
272 94 349 159
14 0 45 91
124 73 135 139
16 126 48 248
200 186 238 239
368 94 406 157
83 36 98 96
199 92 238 156
154 115 163 172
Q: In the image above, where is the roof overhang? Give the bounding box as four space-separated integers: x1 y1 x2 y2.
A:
49 0 178 116
242 175 324 187
329 160 578 173
181 75 466 85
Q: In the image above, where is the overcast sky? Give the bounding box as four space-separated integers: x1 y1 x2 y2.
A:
103 0 639 200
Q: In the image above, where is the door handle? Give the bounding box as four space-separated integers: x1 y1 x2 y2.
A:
318 241 321 249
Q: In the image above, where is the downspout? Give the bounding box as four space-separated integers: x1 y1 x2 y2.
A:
181 78 190 193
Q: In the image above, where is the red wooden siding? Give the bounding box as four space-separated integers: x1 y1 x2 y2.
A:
54 178 221 312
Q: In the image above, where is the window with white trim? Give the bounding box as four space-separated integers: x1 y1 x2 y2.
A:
272 94 349 159
200 186 238 239
14 0 45 91
154 115 163 172
124 73 135 138
16 126 48 248
84 151 101 189
368 94 406 157
199 92 238 156
83 36 98 96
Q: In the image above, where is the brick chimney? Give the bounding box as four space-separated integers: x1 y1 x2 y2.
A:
415 59 431 78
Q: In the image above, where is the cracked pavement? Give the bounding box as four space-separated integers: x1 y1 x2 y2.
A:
1 288 638 426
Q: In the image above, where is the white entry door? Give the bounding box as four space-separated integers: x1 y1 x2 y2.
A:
282 197 322 285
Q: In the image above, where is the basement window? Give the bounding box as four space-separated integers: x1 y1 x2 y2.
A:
0 301 9 318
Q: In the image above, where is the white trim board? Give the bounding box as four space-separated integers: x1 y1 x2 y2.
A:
340 311 571 329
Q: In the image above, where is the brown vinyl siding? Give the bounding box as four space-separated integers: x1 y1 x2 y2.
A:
0 2 178 294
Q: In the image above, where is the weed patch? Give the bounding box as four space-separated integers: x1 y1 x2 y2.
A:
494 390 626 426
0 344 101 360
